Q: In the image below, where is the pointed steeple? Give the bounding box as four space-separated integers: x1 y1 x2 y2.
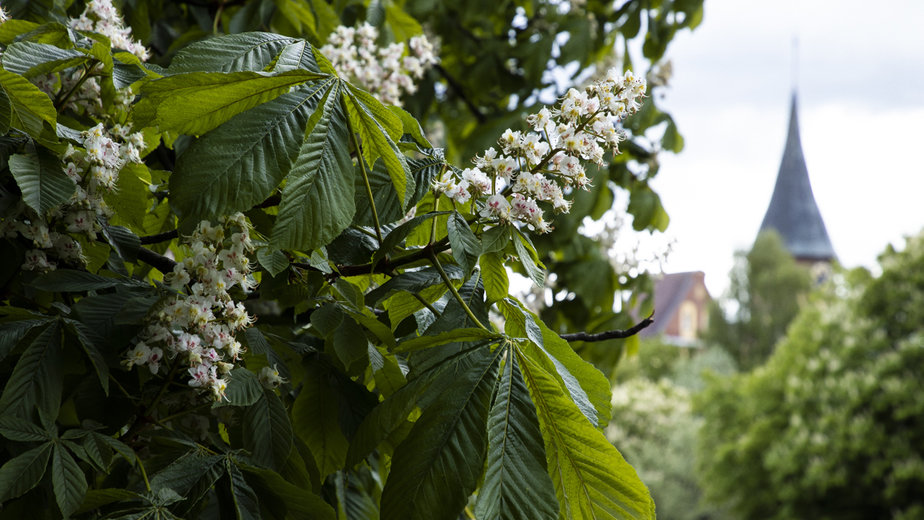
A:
758 93 836 262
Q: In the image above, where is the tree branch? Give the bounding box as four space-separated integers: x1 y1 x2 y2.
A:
435 64 486 124
139 229 179 245
559 313 654 342
136 245 177 273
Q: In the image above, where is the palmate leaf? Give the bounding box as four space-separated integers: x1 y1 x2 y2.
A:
0 320 62 419
167 32 302 73
132 70 326 136
1 41 89 77
291 361 350 479
170 79 330 225
448 211 481 274
475 351 559 520
224 460 261 520
516 349 655 520
346 343 491 468
479 252 509 304
0 67 57 137
342 83 413 206
9 149 75 217
271 82 355 251
0 441 52 503
52 443 88 518
380 345 501 520
501 298 612 429
240 465 336 520
150 452 225 516
242 388 293 471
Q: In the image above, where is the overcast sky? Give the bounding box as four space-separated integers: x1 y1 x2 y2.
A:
645 0 924 296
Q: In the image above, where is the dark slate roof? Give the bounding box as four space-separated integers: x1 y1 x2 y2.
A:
759 93 836 262
640 272 698 338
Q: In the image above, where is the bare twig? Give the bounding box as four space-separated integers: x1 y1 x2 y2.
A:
559 312 654 342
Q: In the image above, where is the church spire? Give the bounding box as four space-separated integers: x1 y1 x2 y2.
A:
758 93 836 262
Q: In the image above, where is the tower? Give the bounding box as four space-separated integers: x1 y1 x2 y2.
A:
758 93 836 264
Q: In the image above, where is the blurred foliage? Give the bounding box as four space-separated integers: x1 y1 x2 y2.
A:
696 231 924 519
705 230 813 370
608 341 736 520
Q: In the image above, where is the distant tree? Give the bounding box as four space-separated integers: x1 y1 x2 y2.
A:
696 233 924 519
705 230 812 369
608 342 736 520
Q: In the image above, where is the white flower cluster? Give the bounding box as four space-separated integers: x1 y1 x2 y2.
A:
0 6 8 25
71 0 150 61
1 123 145 271
258 364 286 390
125 214 258 401
320 23 438 106
434 68 647 233
30 0 149 115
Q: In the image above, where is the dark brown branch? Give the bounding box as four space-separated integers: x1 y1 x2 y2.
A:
293 236 452 279
140 229 179 245
559 313 654 342
435 64 486 124
136 245 177 273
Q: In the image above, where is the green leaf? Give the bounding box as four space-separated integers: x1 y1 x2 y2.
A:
291 362 350 478
168 32 302 73
332 316 369 373
501 299 612 429
380 346 501 520
513 231 545 287
217 368 263 408
271 39 319 73
368 344 406 398
475 351 559 520
481 225 511 254
256 247 289 277
1 41 89 77
170 79 331 225
150 453 225 515
0 416 50 442
343 84 411 206
30 270 131 292
240 465 336 520
0 321 61 419
0 68 57 137
104 163 151 232
0 442 52 502
0 319 50 363
395 328 500 353
272 84 355 251
75 488 143 515
64 319 109 395
388 105 431 148
133 70 325 135
365 264 463 306
346 343 490 467
243 389 293 471
516 349 655 520
9 150 74 217
384 3 423 41
479 252 509 304
225 459 261 520
448 211 480 274
52 443 88 518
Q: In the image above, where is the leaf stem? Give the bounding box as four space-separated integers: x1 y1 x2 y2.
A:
429 192 440 245
136 453 151 492
54 66 92 112
348 119 384 245
428 249 487 331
